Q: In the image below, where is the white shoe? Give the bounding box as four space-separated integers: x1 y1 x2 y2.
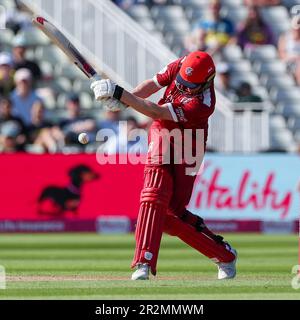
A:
217 249 237 280
131 263 150 280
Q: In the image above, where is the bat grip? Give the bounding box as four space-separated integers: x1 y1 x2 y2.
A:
91 74 101 82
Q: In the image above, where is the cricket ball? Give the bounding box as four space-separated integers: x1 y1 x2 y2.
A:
78 132 89 144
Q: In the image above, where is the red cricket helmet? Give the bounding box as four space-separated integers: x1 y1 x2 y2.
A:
176 51 216 90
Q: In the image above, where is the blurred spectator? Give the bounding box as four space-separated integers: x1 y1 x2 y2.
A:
98 110 122 133
99 116 148 154
112 0 135 9
150 0 168 4
244 0 280 6
5 3 33 34
0 97 25 132
0 120 25 153
112 0 165 8
126 116 148 154
0 53 15 98
30 101 52 127
12 35 41 80
215 62 236 99
237 6 274 50
10 68 42 125
59 93 97 145
27 100 65 153
278 25 300 86
27 100 53 142
186 0 235 56
234 82 262 103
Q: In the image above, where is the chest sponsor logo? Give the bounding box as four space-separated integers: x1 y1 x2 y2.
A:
180 97 193 104
175 107 187 122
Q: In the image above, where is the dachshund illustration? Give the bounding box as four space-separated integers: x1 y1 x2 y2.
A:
37 164 99 217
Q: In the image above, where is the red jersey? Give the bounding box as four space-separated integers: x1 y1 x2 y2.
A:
153 57 216 130
147 57 216 167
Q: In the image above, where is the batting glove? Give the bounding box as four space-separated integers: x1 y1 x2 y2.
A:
91 79 124 101
103 97 127 112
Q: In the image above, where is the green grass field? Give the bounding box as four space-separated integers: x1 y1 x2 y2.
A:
0 233 299 299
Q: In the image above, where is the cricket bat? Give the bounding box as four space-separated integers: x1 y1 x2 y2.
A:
32 16 100 81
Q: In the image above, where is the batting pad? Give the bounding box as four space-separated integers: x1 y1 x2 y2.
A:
131 166 173 275
164 214 236 263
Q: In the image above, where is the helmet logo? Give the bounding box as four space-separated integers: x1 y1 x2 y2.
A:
185 67 193 76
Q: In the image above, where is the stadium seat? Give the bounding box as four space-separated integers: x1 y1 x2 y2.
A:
265 75 295 92
53 77 73 94
231 72 260 88
222 6 248 24
24 48 36 60
270 129 297 151
291 118 300 133
270 20 291 41
151 31 165 42
269 115 287 130
56 93 68 109
24 144 45 154
43 97 56 110
172 46 185 57
159 20 190 35
273 87 300 104
280 101 300 118
185 6 205 22
254 60 287 76
165 33 185 50
282 0 300 8
35 46 68 65
245 45 278 62
36 88 56 110
127 5 150 20
173 0 206 6
0 29 14 45
0 0 16 9
138 18 157 32
151 5 186 21
56 92 92 109
79 92 93 109
252 86 270 101
223 45 243 61
221 0 243 6
17 28 50 46
229 60 252 73
40 61 53 79
294 130 300 143
73 79 92 94
260 6 290 24
55 64 86 80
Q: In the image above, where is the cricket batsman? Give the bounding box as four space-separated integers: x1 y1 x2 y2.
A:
91 51 237 280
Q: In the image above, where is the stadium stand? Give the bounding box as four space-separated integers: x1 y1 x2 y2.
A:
122 0 300 152
0 0 299 153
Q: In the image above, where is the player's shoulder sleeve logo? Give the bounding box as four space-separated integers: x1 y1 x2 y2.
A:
202 88 213 107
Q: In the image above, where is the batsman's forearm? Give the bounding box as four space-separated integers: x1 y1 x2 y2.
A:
120 90 164 120
132 79 160 98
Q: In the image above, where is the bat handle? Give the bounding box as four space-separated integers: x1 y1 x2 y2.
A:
91 74 101 82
